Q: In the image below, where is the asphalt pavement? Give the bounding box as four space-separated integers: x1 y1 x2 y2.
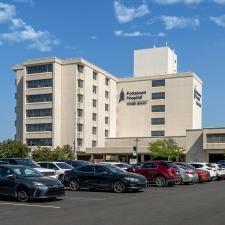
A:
1 180 225 225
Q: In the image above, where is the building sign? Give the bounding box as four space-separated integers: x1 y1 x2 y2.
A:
194 86 201 108
119 89 148 106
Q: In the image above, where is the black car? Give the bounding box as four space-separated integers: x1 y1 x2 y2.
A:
60 160 91 170
63 164 147 193
0 165 65 202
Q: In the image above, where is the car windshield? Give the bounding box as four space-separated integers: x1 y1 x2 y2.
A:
178 163 196 170
206 164 216 168
178 165 190 171
160 162 178 168
106 165 127 174
12 167 43 177
55 162 73 169
15 159 40 168
115 163 131 169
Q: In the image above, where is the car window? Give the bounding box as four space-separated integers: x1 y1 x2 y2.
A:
38 163 48 168
12 167 42 177
0 168 12 178
191 164 203 168
48 163 59 170
143 163 157 169
95 166 109 174
55 162 74 169
134 163 143 169
78 165 94 173
14 159 40 168
160 162 178 168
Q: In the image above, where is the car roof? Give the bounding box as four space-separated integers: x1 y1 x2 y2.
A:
142 160 174 163
0 164 27 168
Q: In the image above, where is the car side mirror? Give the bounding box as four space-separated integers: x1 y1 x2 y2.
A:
6 174 15 180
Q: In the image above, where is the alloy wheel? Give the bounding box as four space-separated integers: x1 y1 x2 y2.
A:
113 181 125 193
155 176 167 187
70 179 80 191
17 189 29 202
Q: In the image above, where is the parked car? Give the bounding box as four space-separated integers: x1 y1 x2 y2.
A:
175 162 210 183
189 162 217 180
63 164 147 193
0 164 65 202
217 160 225 164
0 161 9 165
59 160 91 170
99 162 132 170
0 158 57 179
175 164 199 184
127 160 181 187
207 163 225 180
37 161 73 181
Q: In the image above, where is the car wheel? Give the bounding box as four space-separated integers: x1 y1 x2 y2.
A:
155 176 167 187
113 181 126 193
17 188 29 202
69 179 80 191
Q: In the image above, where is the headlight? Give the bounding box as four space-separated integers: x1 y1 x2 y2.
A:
33 182 48 190
124 177 139 182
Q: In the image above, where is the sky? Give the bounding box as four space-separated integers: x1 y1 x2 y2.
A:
0 0 225 140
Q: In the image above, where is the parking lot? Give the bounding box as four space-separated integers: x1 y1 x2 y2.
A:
0 180 225 225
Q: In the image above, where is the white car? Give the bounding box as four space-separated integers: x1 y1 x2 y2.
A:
189 162 217 180
208 163 225 179
99 162 132 170
37 161 74 181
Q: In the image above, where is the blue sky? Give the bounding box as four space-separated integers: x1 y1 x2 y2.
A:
0 0 225 140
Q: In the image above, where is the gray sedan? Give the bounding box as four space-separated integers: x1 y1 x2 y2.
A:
176 164 199 184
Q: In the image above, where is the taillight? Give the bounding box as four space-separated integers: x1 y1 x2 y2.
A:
168 168 175 176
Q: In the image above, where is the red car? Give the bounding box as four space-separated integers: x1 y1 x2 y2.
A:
175 162 210 183
127 160 181 187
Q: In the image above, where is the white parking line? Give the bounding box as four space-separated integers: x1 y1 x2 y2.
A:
65 197 106 201
0 202 61 209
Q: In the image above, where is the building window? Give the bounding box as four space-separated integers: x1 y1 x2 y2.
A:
207 134 225 143
93 99 97 107
93 85 97 94
92 141 97 147
152 105 165 112
77 123 83 132
92 127 97 135
26 64 53 74
26 94 52 103
151 118 165 125
26 138 52 146
105 91 109 99
105 130 109 137
151 131 165 137
77 94 84 103
105 104 109 111
152 80 165 87
92 113 97 121
105 78 109 86
78 79 84 88
77 65 84 73
26 108 52 117
26 79 53 89
77 108 83 117
105 117 109 124
93 71 97 80
152 92 165 100
26 123 52 132
77 138 83 147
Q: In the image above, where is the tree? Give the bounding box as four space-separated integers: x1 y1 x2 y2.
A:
149 138 184 161
32 145 75 161
0 139 29 158
32 147 54 161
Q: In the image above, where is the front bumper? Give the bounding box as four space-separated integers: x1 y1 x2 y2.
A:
32 187 65 199
126 182 147 190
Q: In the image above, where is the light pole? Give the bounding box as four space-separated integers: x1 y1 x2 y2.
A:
133 137 140 163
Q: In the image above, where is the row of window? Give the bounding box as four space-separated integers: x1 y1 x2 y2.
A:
26 64 53 74
26 79 53 89
26 108 52 117
26 94 52 103
26 138 52 146
26 123 52 132
77 124 109 137
207 134 225 143
77 138 97 147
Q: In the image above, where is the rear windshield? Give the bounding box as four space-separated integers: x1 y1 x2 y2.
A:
160 162 178 168
55 162 73 170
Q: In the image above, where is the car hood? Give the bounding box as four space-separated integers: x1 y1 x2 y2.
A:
18 176 62 186
119 171 146 180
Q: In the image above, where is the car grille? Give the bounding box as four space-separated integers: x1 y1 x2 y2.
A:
42 172 55 176
45 187 65 197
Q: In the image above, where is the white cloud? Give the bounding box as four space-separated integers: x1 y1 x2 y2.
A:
210 15 225 27
161 16 200 29
213 0 225 4
0 2 16 23
114 30 165 37
114 1 149 23
155 0 202 4
0 2 59 51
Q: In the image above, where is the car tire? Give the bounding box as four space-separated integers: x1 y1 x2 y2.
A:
17 188 29 202
69 179 80 191
113 181 126 193
155 176 167 187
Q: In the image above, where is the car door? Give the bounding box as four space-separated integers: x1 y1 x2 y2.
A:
93 166 113 190
77 165 95 188
0 167 16 196
142 163 158 182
